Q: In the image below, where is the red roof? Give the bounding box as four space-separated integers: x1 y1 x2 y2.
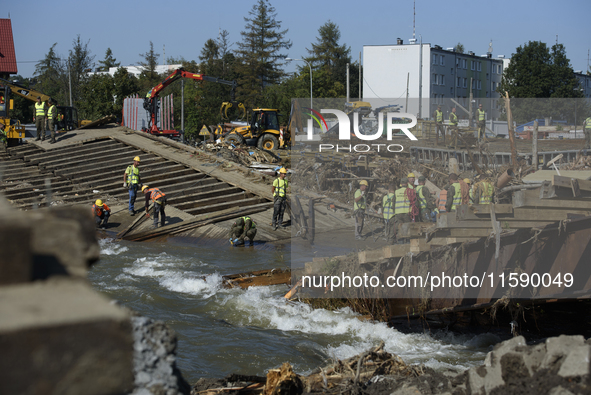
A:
0 19 17 75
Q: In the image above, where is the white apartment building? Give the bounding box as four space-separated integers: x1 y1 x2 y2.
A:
363 40 505 121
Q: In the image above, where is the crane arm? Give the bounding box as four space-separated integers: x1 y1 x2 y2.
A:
0 77 51 103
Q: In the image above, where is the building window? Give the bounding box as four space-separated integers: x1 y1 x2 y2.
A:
477 62 482 71
471 61 475 71
450 88 454 95
477 80 482 90
457 77 461 87
432 54 438 65
440 55 445 65
451 67 454 75
463 78 467 88
440 75 445 86
498 65 502 74
456 58 460 67
432 73 438 85
492 81 496 90
472 79 476 89
462 59 467 69
486 73 489 79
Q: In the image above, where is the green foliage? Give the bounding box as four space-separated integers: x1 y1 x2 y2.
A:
235 0 292 108
34 43 67 104
98 48 120 72
454 43 465 54
138 41 161 92
498 41 584 123
68 35 95 110
79 73 115 120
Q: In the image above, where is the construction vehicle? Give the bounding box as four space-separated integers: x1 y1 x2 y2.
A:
143 68 245 139
0 83 26 146
220 108 287 150
0 77 86 132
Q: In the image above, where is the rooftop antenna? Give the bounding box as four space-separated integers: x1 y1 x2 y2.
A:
412 0 416 42
488 40 493 54
163 44 166 65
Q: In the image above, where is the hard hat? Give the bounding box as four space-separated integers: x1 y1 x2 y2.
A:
359 180 368 186
407 173 415 178
95 199 103 206
278 168 287 174
464 178 471 184
133 156 141 162
141 185 149 192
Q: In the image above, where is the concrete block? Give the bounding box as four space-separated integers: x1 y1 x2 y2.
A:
484 335 526 367
557 344 591 378
358 248 386 264
520 343 547 376
0 280 134 395
0 222 32 285
382 244 410 259
542 335 586 370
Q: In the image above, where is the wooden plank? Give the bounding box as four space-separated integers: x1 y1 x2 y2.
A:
222 268 291 289
430 237 480 245
382 244 411 258
551 172 591 192
438 213 557 229
456 205 588 222
513 189 591 209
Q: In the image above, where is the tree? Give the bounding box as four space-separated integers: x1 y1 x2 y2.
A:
454 43 465 54
98 48 120 72
498 41 584 123
112 67 140 113
138 41 161 91
235 0 292 108
303 21 359 100
67 35 95 110
34 43 67 105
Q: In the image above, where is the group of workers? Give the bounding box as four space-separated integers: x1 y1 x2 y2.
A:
92 156 167 230
434 103 487 144
354 171 495 243
34 96 59 144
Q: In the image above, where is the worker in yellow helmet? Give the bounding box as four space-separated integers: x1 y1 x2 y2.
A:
407 172 416 189
123 156 142 215
354 180 368 240
92 199 111 229
271 168 289 230
142 185 167 228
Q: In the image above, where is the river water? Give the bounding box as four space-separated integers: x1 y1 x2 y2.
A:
88 237 500 384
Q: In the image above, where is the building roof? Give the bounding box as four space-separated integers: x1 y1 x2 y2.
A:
0 19 17 75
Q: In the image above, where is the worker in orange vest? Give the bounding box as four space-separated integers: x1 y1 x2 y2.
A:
142 185 167 228
92 199 111 229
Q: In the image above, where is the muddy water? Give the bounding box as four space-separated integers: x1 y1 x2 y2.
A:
88 237 499 384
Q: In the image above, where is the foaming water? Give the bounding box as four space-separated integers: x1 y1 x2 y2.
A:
89 238 495 383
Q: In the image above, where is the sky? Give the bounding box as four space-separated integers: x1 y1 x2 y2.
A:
5 0 591 80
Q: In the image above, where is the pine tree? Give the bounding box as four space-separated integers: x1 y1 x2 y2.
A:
138 41 161 91
98 48 120 72
235 0 292 108
67 35 95 108
34 43 67 105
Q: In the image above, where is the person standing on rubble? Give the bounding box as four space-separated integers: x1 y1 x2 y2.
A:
272 167 289 230
382 184 396 243
394 178 415 243
477 104 486 142
584 116 591 149
434 105 445 143
416 176 434 222
354 180 368 240
92 199 111 229
445 173 462 212
33 96 47 141
472 174 494 204
407 173 416 189
123 156 142 216
448 107 459 143
142 185 167 228
229 216 257 246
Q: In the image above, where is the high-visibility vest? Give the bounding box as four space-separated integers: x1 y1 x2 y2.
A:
382 193 395 220
354 189 366 211
451 182 462 211
478 109 485 121
585 117 591 129
436 110 443 122
48 105 56 120
394 187 410 214
438 190 447 213
449 112 458 126
149 188 166 204
92 203 109 217
241 216 256 229
125 165 140 185
273 178 288 197
479 181 494 204
35 102 45 117
416 185 427 209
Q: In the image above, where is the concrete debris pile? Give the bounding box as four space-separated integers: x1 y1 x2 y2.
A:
190 336 591 395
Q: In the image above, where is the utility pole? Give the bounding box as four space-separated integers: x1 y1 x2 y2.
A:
469 77 473 128
346 63 350 102
181 78 185 143
405 72 410 112
418 35 423 118
359 52 361 101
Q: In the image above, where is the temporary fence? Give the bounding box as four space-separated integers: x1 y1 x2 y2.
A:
122 94 174 131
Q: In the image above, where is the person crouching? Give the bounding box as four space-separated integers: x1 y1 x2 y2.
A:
92 199 111 229
142 185 167 228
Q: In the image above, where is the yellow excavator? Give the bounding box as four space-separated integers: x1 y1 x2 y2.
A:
0 77 88 135
218 108 288 150
0 83 26 146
